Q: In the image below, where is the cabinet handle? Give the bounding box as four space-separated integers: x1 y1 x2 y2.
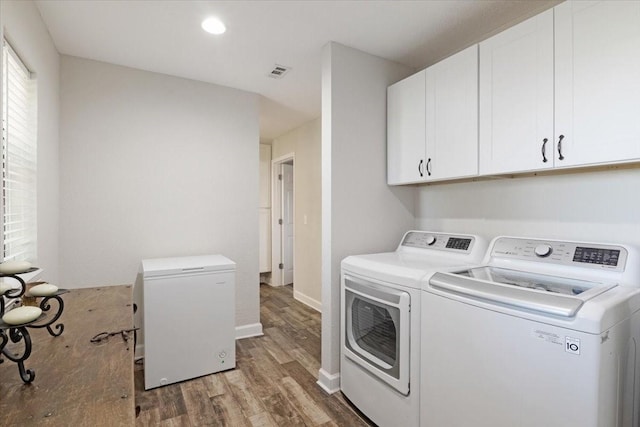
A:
541 138 548 163
557 134 565 161
418 159 424 177
426 158 432 177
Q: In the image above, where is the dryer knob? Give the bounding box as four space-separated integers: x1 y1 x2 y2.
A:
426 236 437 246
534 244 553 257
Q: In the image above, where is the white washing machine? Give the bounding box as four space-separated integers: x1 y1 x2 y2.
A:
421 236 640 427
340 231 488 427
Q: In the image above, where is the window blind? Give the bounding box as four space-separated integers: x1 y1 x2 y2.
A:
1 39 37 262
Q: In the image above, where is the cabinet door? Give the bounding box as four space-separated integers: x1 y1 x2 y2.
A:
555 1 640 167
387 70 426 185
426 45 478 180
479 10 554 175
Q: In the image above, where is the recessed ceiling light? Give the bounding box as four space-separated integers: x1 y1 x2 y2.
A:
201 17 226 35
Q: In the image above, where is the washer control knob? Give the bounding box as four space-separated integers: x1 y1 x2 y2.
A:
425 235 437 246
534 244 553 257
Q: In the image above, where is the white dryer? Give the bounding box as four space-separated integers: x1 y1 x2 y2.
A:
341 231 487 427
422 236 640 427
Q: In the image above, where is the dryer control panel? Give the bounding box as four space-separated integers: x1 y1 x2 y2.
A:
401 231 475 253
491 237 628 272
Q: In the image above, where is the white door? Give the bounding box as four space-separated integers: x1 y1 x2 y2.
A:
281 163 294 285
426 44 478 180
259 144 271 273
387 70 426 185
479 9 554 175
555 0 640 167
258 208 271 273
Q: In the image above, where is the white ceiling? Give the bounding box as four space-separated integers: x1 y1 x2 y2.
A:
35 0 559 142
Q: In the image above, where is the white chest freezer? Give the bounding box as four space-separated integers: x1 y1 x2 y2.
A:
142 254 236 390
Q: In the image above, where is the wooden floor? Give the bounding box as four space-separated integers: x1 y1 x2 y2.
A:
1 286 135 426
135 284 373 426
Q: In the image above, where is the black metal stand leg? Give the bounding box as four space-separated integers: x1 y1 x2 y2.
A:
1 326 35 383
0 329 8 362
29 294 66 337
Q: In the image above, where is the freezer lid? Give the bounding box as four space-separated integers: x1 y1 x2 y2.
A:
141 255 236 277
429 268 617 317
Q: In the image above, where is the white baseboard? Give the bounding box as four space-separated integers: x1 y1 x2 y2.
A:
317 368 340 394
293 290 322 313
265 282 283 287
236 322 264 340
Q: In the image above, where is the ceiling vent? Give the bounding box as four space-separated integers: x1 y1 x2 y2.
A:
267 64 291 79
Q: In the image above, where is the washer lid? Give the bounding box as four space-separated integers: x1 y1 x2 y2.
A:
430 267 617 317
458 267 608 296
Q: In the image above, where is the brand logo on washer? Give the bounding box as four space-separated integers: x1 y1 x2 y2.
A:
565 337 581 355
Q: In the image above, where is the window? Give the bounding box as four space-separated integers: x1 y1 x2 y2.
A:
1 39 37 262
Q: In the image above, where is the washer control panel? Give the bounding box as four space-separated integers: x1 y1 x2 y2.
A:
491 237 627 272
402 231 475 253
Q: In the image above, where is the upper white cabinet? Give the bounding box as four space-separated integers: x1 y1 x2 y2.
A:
387 70 426 185
555 1 640 167
426 45 478 181
480 1 640 175
391 0 640 184
388 45 478 185
479 10 554 175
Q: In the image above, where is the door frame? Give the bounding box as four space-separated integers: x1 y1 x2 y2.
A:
271 153 295 287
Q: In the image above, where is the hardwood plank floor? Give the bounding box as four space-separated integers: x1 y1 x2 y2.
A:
135 284 374 426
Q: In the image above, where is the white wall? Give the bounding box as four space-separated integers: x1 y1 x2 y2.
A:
59 56 261 333
1 0 60 281
319 42 415 392
272 118 322 310
415 167 640 247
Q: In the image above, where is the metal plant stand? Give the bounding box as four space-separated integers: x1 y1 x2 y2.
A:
0 322 36 382
28 289 69 337
0 270 67 383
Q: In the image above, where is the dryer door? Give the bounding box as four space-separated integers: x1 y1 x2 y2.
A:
343 274 410 395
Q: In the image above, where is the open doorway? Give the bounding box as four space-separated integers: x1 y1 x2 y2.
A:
272 154 294 287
